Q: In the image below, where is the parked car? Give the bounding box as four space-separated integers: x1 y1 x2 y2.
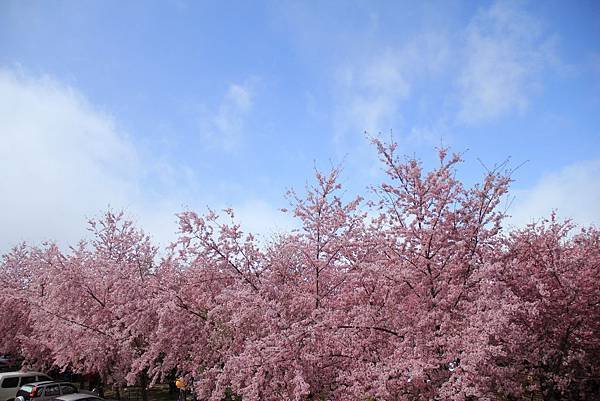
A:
15 382 80 401
0 372 52 401
0 357 17 371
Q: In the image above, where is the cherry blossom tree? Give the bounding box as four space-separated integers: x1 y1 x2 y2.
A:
0 244 47 360
329 139 513 401
216 169 369 401
133 208 266 401
20 212 159 400
135 169 369 401
497 216 600 401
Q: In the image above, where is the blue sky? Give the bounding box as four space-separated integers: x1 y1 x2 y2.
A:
1 0 599 248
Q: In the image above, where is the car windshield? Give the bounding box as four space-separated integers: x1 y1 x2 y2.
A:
18 385 35 393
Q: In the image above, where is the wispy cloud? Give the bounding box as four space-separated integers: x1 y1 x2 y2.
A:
201 82 254 151
457 0 555 124
508 159 600 228
330 0 559 142
333 33 449 141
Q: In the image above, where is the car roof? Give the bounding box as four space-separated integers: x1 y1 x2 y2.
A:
21 381 56 387
54 395 101 401
0 371 47 378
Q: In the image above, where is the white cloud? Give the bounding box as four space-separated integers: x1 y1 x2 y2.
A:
334 33 449 140
508 159 600 228
201 83 254 151
0 69 205 252
457 0 554 124
406 122 448 146
0 69 144 249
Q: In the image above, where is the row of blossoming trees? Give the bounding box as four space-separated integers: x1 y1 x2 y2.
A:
1 141 598 401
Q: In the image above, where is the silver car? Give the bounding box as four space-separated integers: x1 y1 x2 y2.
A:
0 372 53 401
15 382 79 401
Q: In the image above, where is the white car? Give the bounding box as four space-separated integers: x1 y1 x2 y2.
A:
0 372 52 401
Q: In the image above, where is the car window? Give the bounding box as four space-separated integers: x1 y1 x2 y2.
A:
44 385 60 397
60 385 77 395
20 376 39 385
1 377 19 388
17 385 35 397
